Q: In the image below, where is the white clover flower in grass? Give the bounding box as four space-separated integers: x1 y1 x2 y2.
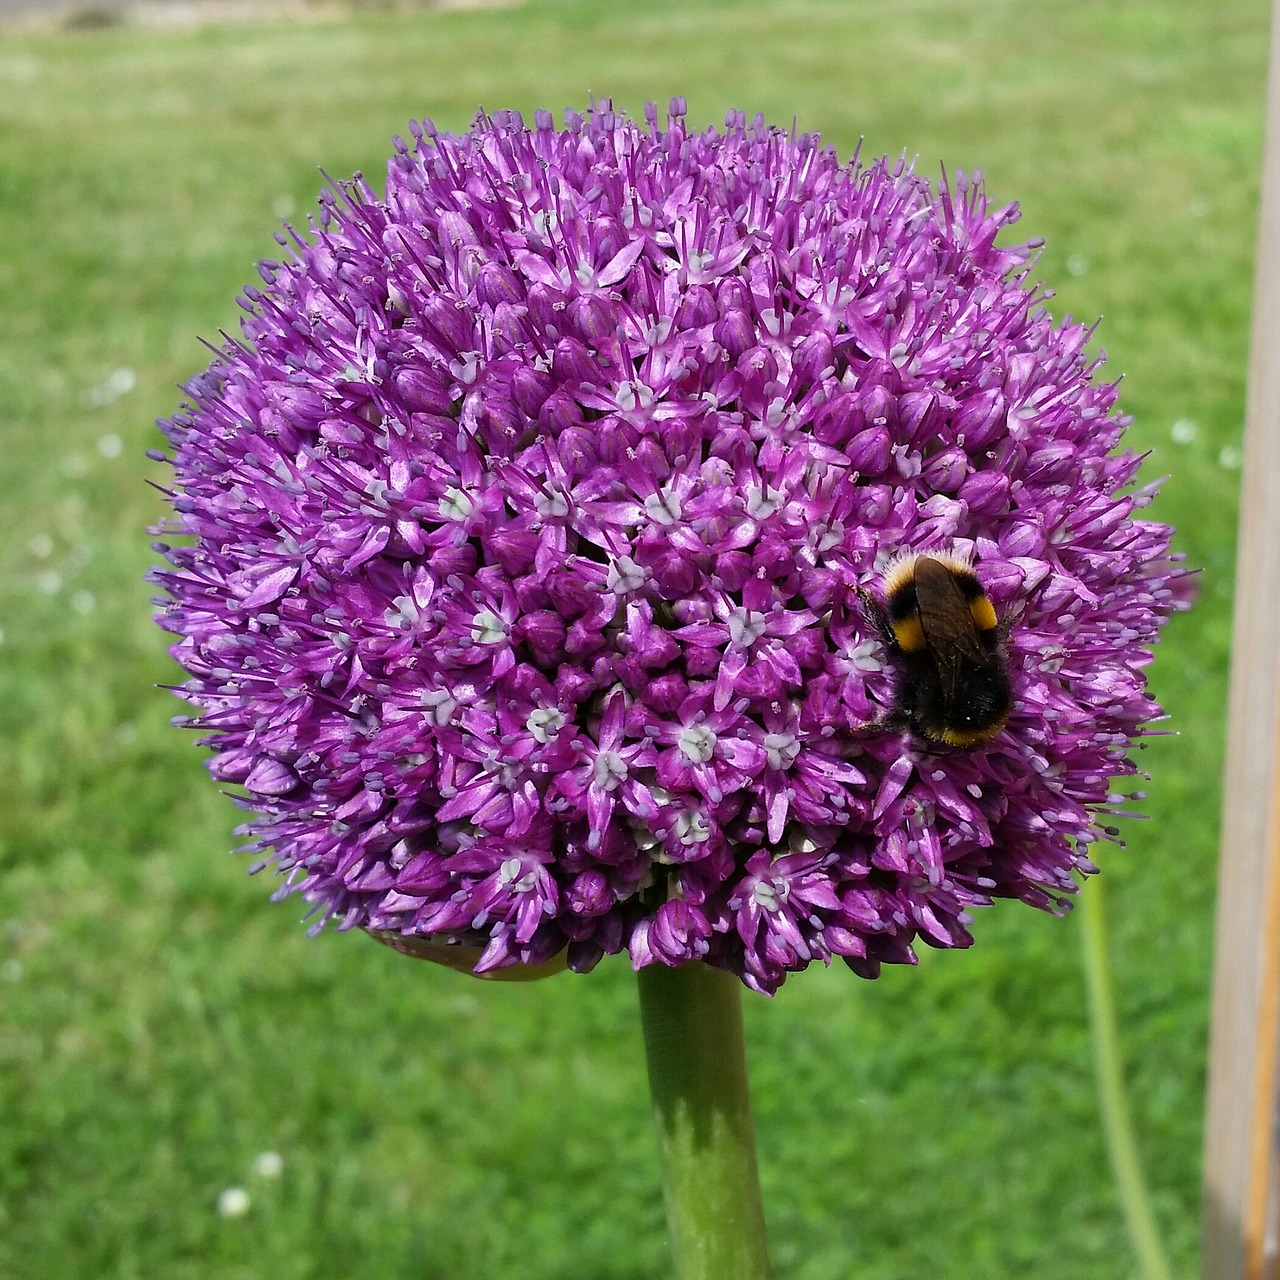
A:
216 1187 250 1219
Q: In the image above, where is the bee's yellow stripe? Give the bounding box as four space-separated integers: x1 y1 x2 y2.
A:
937 719 1007 748
891 615 927 653
969 596 998 632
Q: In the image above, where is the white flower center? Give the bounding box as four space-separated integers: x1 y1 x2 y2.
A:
593 750 628 790
891 444 922 479
763 731 801 771
677 724 717 763
606 555 646 595
471 609 506 645
644 487 683 525
439 486 473 521
745 485 783 519
420 688 457 725
449 353 479 385
526 707 566 744
845 638 884 674
727 607 768 648
675 810 711 845
752 879 783 912
809 519 844 554
386 595 419 630
535 488 569 518
498 857 536 892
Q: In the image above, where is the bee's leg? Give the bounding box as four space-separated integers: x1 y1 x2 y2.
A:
850 715 888 737
850 709 909 738
853 588 904 738
857 587 895 647
994 598 1025 645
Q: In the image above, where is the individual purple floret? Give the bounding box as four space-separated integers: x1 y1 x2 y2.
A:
151 100 1188 994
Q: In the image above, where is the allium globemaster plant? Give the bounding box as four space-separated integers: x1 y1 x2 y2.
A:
152 100 1185 996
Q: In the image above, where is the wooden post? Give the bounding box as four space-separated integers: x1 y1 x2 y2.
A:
1203 2 1280 1276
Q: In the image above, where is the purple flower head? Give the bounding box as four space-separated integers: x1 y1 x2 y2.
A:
151 101 1188 994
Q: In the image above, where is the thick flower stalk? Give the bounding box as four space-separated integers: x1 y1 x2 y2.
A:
152 100 1185 995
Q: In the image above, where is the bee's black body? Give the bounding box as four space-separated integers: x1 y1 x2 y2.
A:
859 553 1012 749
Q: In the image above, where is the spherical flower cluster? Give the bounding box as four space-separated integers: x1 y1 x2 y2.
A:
152 101 1186 994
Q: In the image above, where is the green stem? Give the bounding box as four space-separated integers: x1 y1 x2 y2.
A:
1079 878 1175 1280
637 961 772 1280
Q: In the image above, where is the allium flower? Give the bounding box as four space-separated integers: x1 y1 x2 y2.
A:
151 100 1187 994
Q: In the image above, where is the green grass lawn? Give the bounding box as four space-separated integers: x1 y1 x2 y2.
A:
0 0 1261 1275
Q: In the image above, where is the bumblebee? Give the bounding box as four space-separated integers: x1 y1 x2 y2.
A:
858 552 1012 749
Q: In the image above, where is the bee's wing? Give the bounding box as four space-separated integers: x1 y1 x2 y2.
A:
912 558 993 707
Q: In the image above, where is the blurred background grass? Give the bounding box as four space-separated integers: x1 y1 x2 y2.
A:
0 0 1261 1275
